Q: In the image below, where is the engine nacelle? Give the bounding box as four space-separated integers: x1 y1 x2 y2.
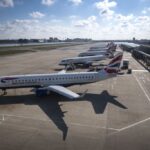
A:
84 62 92 67
35 89 50 97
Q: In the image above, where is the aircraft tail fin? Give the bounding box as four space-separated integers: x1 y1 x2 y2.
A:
104 52 123 74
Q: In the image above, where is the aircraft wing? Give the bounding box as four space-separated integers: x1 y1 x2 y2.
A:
58 70 66 74
47 85 81 99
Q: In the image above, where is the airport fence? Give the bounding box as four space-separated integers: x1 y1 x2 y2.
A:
132 50 150 71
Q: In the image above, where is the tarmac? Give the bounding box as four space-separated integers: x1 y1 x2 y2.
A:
0 43 150 150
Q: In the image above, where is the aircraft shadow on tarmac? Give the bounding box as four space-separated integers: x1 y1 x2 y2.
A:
83 90 127 114
0 90 127 140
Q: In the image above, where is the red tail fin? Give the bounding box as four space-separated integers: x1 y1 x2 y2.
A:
105 52 123 73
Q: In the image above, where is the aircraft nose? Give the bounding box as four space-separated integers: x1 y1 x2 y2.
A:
59 61 63 65
59 61 66 65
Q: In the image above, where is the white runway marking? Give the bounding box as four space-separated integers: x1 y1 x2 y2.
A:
0 115 5 125
0 114 48 122
133 70 148 73
0 113 119 131
70 122 119 131
0 115 4 121
133 74 150 102
118 117 150 132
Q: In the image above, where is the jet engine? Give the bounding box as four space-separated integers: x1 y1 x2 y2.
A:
35 89 50 97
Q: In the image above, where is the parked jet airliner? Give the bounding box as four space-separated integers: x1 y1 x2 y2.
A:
89 46 108 50
88 45 116 52
78 50 114 57
89 42 116 51
59 55 108 67
88 48 109 51
0 52 123 99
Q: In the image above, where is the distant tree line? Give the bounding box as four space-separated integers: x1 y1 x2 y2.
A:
0 37 92 44
0 39 18 44
0 38 150 45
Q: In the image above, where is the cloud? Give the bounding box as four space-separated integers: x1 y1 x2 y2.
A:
30 11 45 19
12 19 39 24
68 0 82 6
74 16 97 27
50 19 62 23
95 0 117 10
142 7 150 14
115 14 134 22
0 19 68 39
41 0 54 6
0 18 98 39
101 9 115 18
142 10 147 14
95 0 117 18
0 0 14 7
0 13 150 40
135 15 150 23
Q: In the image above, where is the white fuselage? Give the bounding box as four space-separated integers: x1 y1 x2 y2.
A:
0 71 110 90
59 55 106 66
88 48 108 51
78 51 109 57
89 46 107 50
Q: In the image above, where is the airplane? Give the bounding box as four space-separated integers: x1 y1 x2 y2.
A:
59 54 108 68
78 50 114 57
88 47 110 52
107 42 115 47
89 42 116 51
0 52 123 99
88 43 117 52
89 46 108 50
88 46 117 53
79 43 116 57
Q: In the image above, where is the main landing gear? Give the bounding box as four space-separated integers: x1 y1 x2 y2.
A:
0 89 7 96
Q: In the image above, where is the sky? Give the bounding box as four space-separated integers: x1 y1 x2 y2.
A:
0 0 150 40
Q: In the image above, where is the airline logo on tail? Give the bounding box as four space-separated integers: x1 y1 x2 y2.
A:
104 52 123 73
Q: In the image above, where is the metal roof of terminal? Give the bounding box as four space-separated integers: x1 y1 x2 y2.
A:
115 42 140 48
